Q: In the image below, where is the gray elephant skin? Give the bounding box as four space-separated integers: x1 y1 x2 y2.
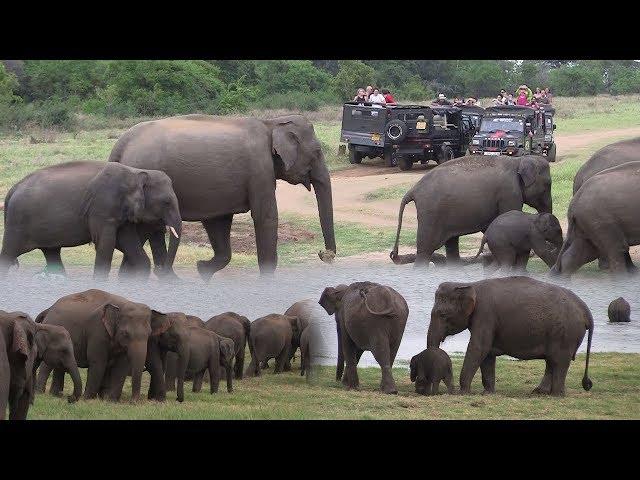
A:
468 210 563 271
409 347 454 395
552 161 640 276
390 155 552 266
108 114 336 280
204 312 251 379
35 289 172 402
245 314 303 376
1 311 82 420
319 282 409 394
573 137 640 193
181 326 234 394
608 297 631 323
427 276 593 396
0 161 182 280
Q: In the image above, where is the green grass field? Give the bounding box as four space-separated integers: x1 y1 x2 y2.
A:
29 353 639 419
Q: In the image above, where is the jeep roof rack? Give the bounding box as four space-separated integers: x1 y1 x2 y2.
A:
485 105 537 114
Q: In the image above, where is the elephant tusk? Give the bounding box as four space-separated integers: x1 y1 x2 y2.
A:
169 226 179 239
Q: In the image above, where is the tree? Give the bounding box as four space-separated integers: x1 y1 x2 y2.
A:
333 60 377 100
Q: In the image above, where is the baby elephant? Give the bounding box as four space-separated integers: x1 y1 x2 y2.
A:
184 326 235 394
246 314 302 377
409 348 454 395
608 297 631 323
469 210 563 271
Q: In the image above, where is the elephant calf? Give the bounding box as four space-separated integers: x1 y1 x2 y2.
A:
608 297 631 323
319 282 408 394
204 312 251 380
183 326 234 394
409 348 454 396
466 210 563 272
246 314 303 377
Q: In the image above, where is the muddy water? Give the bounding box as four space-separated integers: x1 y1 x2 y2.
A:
2 262 639 367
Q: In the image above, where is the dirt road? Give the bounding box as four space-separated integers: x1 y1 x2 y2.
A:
275 126 640 229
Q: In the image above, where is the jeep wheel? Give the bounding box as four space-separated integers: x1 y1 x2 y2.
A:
398 156 413 171
546 144 557 162
383 149 396 167
348 146 363 164
437 146 455 164
385 119 408 144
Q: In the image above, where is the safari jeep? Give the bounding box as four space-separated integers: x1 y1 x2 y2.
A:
340 102 476 170
468 105 557 161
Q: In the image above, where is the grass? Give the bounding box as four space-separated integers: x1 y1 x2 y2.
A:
363 183 414 202
28 353 640 419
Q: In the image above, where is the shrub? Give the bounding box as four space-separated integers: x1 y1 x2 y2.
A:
333 61 377 100
548 65 603 96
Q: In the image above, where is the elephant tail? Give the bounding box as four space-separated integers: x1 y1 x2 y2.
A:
35 308 49 324
390 191 415 264
581 316 594 391
458 235 488 266
550 214 575 275
240 315 251 340
360 287 395 317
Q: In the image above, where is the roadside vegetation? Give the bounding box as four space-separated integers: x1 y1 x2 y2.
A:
29 352 639 419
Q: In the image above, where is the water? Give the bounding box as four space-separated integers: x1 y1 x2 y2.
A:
3 262 639 368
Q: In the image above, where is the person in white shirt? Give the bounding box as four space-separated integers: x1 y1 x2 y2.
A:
368 88 386 105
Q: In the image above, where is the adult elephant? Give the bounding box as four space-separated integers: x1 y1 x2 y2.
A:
108 114 336 280
1 311 82 419
0 161 182 280
35 289 171 402
427 277 593 396
204 312 250 379
390 155 552 266
573 137 640 193
551 161 640 276
319 282 408 394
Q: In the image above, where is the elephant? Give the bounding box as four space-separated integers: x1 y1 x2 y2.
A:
181 326 234 394
108 114 336 280
299 321 323 382
1 311 82 420
0 161 182 280
551 161 640 276
35 289 171 402
204 312 251 379
319 282 409 394
608 297 631 323
390 155 552 267
283 299 320 367
465 210 563 271
245 314 303 377
0 328 8 420
573 137 640 193
426 276 594 396
164 314 204 391
409 348 454 395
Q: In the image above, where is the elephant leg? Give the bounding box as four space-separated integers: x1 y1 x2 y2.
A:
445 236 460 264
550 358 570 397
116 223 151 280
105 356 129 402
532 360 553 395
460 342 489 395
0 233 27 274
9 390 31 420
514 252 530 272
192 371 204 393
554 237 598 275
41 248 66 275
371 339 397 394
50 367 65 397
84 361 108 400
341 334 360 391
274 345 290 374
35 363 53 393
208 355 220 394
480 355 496 394
92 225 118 281
444 370 455 394
625 252 638 274
414 218 440 267
234 349 245 380
261 360 270 369
431 380 440 395
197 215 233 282
251 197 278 275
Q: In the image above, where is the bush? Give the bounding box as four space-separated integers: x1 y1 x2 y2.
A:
548 65 603 96
394 76 433 102
333 61 377 100
254 61 332 95
252 90 335 111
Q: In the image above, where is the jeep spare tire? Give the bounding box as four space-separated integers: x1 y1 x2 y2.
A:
437 145 455 164
385 119 408 144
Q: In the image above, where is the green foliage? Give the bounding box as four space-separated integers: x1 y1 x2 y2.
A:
333 60 377 100
450 61 511 97
548 63 603 96
0 64 21 105
254 60 332 95
22 60 108 101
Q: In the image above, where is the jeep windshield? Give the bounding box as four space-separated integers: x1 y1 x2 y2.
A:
479 117 523 133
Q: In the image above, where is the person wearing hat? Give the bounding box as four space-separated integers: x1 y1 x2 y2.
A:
515 85 533 104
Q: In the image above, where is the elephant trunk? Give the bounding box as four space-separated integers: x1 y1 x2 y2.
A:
311 158 336 263
175 343 189 403
427 319 445 348
225 362 233 393
335 316 344 381
67 360 83 403
128 343 147 402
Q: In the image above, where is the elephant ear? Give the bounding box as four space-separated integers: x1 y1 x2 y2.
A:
454 285 477 318
272 121 299 171
319 284 349 315
517 157 537 187
534 213 558 235
150 310 172 337
12 321 31 357
98 304 120 338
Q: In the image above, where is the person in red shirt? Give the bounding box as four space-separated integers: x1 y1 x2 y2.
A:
382 89 396 105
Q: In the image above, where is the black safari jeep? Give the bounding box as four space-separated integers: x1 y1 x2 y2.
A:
468 104 557 161
340 102 477 171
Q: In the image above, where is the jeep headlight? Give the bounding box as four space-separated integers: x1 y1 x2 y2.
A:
507 140 515 146
545 134 552 141
472 139 480 145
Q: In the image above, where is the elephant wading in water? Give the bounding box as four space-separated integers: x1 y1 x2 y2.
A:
390 155 552 266
0 161 182 280
427 277 594 396
1 311 82 419
551 161 640 276
36 289 171 402
319 282 408 394
108 114 336 280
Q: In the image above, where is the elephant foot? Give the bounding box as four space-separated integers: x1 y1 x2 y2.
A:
51 390 63 398
196 260 216 282
67 395 79 404
381 381 398 395
531 386 551 395
459 387 471 396
318 249 336 264
481 389 495 395
154 266 181 282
